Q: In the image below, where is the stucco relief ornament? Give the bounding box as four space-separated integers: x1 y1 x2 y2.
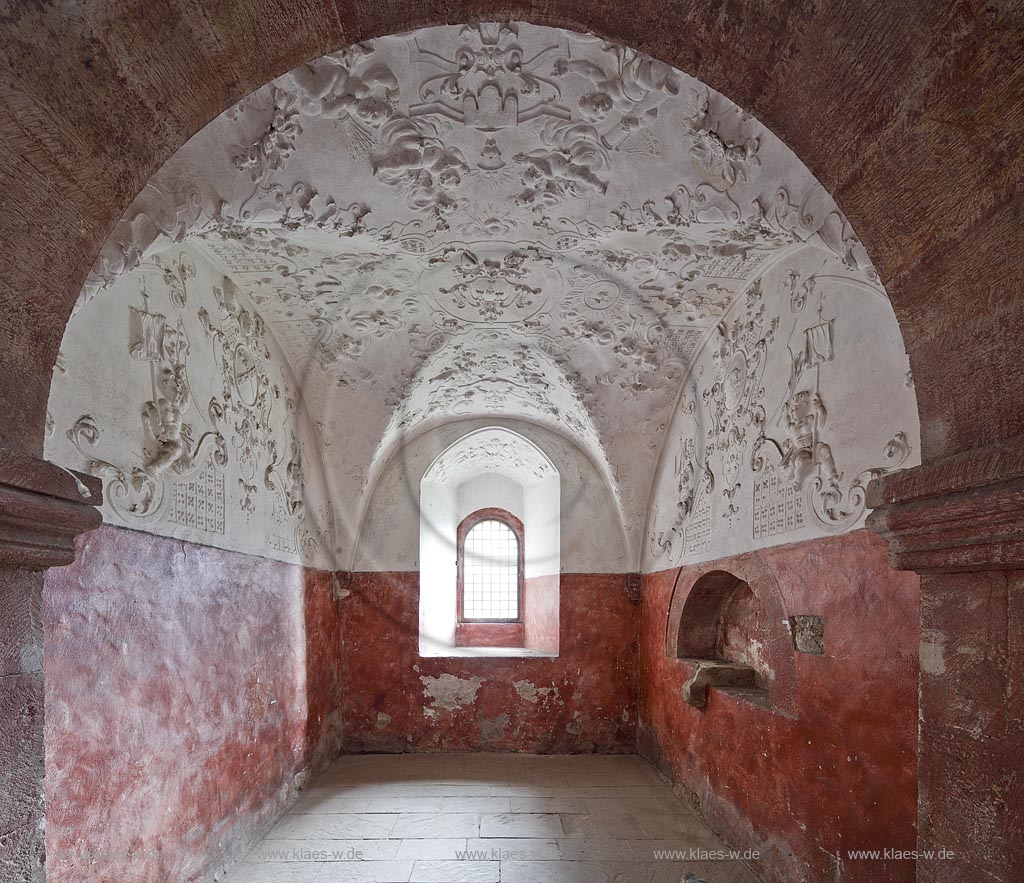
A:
265 428 306 520
371 115 471 225
81 183 204 306
68 287 227 519
279 191 371 237
155 253 196 308
751 287 912 531
410 23 569 130
756 185 876 278
783 268 816 314
806 431 913 530
199 279 277 502
612 183 744 232
286 43 398 126
425 435 556 484
649 442 716 559
135 303 226 479
232 87 303 221
513 119 610 209
686 93 761 187
68 415 162 517
431 245 545 321
550 40 681 149
648 394 713 559
703 279 778 516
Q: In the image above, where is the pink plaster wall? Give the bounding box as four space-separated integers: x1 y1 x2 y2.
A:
639 530 920 883
340 572 637 754
42 525 342 883
523 573 559 653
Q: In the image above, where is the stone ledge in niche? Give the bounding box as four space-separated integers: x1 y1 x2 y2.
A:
680 658 770 710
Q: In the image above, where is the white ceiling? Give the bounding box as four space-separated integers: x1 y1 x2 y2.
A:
423 428 558 487
73 22 886 566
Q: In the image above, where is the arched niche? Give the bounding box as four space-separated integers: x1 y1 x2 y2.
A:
666 553 797 716
419 426 560 658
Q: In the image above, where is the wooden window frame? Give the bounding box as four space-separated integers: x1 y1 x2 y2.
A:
456 507 525 624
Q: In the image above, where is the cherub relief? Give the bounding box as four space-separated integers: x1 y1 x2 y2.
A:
288 45 399 127
552 44 681 145
513 119 609 207
142 363 190 475
371 117 470 222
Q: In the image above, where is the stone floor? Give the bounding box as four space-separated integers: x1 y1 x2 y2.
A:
228 754 762 882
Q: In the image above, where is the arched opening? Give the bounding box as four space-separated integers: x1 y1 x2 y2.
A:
38 20 919 882
1 10 1016 883
455 507 525 646
418 425 561 657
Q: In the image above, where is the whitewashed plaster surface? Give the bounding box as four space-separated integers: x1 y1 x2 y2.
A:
643 247 920 571
47 23 919 570
46 245 335 567
361 420 619 573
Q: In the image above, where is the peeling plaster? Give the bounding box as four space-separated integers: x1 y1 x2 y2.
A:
920 630 947 676
420 673 484 711
513 679 559 705
477 711 509 742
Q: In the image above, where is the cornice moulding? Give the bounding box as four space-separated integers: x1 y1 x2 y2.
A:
866 434 1024 573
0 449 102 569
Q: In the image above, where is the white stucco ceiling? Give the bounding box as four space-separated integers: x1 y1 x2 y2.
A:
422 427 558 487
65 22 892 567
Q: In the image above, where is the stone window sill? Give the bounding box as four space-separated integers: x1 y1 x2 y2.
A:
420 645 559 659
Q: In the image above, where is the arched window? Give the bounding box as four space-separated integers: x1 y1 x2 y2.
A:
457 508 524 623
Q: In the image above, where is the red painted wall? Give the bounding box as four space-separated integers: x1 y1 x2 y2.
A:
340 572 637 754
917 569 1024 883
43 525 343 883
523 573 559 653
639 530 919 883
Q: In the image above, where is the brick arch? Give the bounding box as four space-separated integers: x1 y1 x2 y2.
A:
1 1 1021 464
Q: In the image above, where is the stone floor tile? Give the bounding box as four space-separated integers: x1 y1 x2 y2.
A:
228 755 754 883
247 839 401 862
509 796 588 814
464 837 561 860
227 861 326 882
316 861 414 882
390 812 481 839
438 796 511 813
409 859 500 882
392 838 469 860
269 813 398 840
555 838 637 860
478 812 565 838
292 796 371 814
583 796 689 815
557 813 649 839
361 796 445 813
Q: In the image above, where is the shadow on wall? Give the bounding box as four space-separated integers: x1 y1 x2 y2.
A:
42 524 345 883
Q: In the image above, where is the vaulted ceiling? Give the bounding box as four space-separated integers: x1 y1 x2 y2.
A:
70 22 884 563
